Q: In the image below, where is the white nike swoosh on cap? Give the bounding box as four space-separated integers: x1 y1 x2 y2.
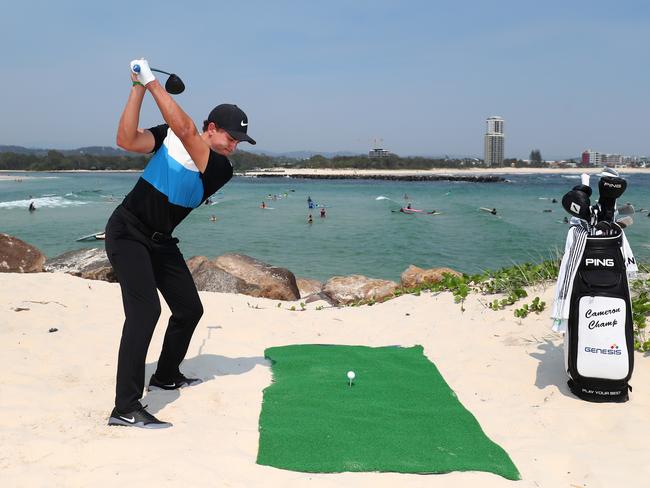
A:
241 121 248 126
120 416 135 423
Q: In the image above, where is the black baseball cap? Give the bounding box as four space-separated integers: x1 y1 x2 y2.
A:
207 104 256 145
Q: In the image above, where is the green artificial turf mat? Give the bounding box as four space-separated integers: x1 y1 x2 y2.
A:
257 344 519 480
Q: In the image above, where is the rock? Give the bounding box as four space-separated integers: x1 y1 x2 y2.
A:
0 234 46 273
400 265 462 288
187 256 258 295
323 275 399 305
209 253 300 301
304 292 338 306
297 278 322 298
44 248 116 282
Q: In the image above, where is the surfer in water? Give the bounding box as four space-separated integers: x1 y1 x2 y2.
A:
105 58 256 429
28 202 36 212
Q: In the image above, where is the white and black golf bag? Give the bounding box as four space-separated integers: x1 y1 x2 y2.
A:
554 169 636 402
564 232 634 402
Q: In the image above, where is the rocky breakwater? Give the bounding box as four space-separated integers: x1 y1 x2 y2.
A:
0 234 46 273
1 233 463 305
44 248 117 282
188 253 301 301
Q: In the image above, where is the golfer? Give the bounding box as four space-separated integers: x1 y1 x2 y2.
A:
106 58 256 428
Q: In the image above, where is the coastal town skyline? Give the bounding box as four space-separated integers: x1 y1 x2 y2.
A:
1 1 648 159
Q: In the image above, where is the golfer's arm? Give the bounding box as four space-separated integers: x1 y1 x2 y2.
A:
116 85 155 153
147 81 209 172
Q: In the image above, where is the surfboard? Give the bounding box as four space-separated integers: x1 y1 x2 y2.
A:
480 207 497 214
76 232 105 242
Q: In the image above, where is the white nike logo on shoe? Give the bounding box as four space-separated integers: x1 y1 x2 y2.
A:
163 383 176 388
120 416 135 423
240 121 248 126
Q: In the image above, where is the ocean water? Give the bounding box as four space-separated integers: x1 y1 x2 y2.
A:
1 171 649 282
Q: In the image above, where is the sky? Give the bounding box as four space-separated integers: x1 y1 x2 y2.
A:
0 0 648 159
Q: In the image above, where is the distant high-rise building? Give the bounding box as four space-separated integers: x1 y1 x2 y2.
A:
484 116 504 166
581 150 621 167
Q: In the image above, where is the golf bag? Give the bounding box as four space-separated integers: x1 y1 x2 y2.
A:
563 232 634 402
554 169 636 402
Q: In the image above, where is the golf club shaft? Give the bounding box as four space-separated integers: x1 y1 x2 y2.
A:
151 68 172 76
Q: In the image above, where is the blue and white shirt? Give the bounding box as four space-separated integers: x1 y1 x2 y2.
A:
122 124 233 234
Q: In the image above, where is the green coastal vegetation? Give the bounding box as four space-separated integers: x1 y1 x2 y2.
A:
362 259 650 353
0 148 554 172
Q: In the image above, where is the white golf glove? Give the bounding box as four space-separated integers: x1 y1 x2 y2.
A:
130 58 156 86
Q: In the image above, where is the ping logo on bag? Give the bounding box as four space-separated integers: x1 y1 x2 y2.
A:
585 258 615 267
603 181 623 190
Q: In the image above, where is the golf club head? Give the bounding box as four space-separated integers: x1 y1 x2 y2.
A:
616 216 633 229
595 221 613 233
561 186 591 220
598 176 627 200
596 166 620 178
597 176 626 222
618 203 635 216
165 74 185 94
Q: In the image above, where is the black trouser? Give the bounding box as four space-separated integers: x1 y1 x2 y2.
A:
105 207 203 413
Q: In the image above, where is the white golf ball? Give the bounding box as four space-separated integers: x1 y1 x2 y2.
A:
347 371 356 380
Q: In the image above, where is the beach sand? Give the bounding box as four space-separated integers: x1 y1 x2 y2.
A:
1 273 648 487
3 166 650 181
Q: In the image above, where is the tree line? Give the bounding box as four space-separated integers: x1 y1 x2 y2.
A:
0 149 554 172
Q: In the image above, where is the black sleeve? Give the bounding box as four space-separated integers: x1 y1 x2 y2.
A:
201 150 234 195
147 124 169 153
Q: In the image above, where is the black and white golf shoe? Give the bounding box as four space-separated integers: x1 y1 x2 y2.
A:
148 373 203 391
108 405 172 429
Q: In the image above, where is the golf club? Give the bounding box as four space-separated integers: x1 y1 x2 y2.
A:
616 216 633 229
618 203 635 216
561 173 592 224
596 174 627 226
132 64 185 94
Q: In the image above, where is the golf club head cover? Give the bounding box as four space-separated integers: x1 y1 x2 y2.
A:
561 185 592 220
130 58 156 86
598 176 627 222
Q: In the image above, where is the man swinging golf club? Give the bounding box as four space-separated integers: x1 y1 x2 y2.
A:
105 58 256 428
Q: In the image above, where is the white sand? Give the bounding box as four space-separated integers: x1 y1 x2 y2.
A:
2 167 649 182
1 273 648 487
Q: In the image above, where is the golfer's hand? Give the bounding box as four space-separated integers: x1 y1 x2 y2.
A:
130 59 156 86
